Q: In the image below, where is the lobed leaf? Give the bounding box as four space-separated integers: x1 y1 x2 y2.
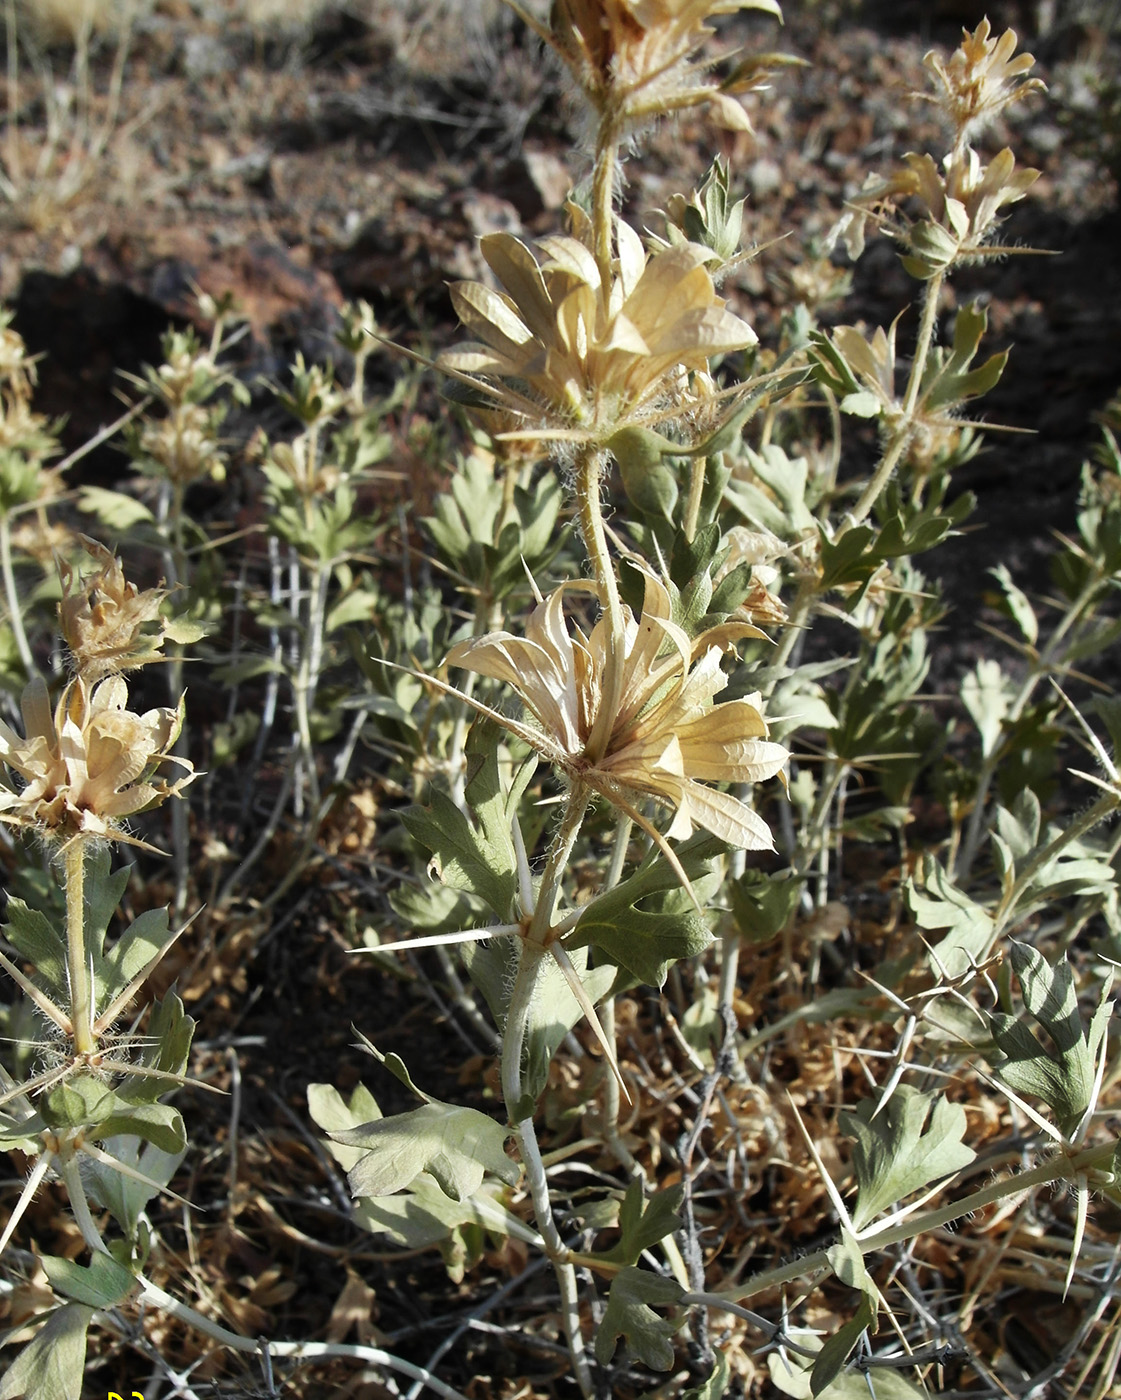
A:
594 1267 684 1370
334 1100 517 1203
840 1087 975 1232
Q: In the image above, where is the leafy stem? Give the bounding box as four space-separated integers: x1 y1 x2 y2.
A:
769 273 947 688
718 1136 1119 1306
846 270 945 534
956 570 1107 880
501 785 595 1397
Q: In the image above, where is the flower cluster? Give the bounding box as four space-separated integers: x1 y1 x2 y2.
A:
0 311 61 515
58 537 179 681
834 147 1039 277
922 18 1045 148
131 328 229 487
831 22 1042 277
0 673 193 848
1 546 196 848
538 0 783 134
447 571 787 852
442 222 756 447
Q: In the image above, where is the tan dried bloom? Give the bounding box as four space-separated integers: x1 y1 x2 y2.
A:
923 20 1044 145
58 538 175 681
446 570 787 852
833 147 1039 274
541 0 783 132
713 525 788 626
0 315 36 400
138 399 226 487
10 516 74 566
0 674 194 847
442 222 756 445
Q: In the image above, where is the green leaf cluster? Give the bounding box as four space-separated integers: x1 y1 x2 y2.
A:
989 940 1113 1137
400 722 536 922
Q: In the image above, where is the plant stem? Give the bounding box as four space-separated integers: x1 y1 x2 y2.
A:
717 1137 1118 1306
956 570 1104 880
292 558 327 815
683 454 706 543
133 1275 474 1400
158 479 191 916
767 276 946 695
592 117 620 301
60 1152 107 1254
576 450 627 763
0 511 33 675
844 271 944 536
501 788 594 1398
65 841 95 1055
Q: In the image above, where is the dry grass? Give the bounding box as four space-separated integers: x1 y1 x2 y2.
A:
14 0 147 46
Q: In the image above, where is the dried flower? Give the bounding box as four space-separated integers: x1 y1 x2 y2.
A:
0 313 36 401
923 19 1044 146
831 25 1042 275
59 538 176 681
538 0 783 133
714 525 788 626
0 674 194 847
832 147 1039 275
10 516 74 566
446 571 787 852
442 222 756 446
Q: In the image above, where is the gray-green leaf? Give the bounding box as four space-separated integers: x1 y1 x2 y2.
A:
0 1304 93 1400
840 1087 975 1232
334 1101 517 1203
595 1267 684 1370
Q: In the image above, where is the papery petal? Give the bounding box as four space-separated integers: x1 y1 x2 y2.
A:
449 283 533 363
537 235 601 288
479 233 557 343
438 344 526 378
20 676 55 749
600 313 651 357
447 633 583 753
666 777 776 849
616 220 647 299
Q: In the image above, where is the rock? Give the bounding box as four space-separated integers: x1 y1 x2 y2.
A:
182 31 234 80
496 149 572 221
748 158 784 201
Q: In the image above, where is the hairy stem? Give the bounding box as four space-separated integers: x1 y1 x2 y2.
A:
65 841 95 1055
592 117 620 301
846 271 944 534
683 454 706 543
